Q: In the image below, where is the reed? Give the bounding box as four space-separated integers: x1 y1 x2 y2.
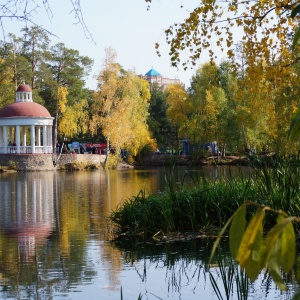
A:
120 287 142 300
110 158 300 237
209 256 249 300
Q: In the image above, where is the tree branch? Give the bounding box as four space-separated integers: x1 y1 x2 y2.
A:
0 0 95 44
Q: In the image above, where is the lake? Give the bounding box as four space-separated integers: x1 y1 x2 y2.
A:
0 166 298 299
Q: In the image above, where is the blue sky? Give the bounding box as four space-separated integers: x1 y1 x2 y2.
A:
3 0 224 90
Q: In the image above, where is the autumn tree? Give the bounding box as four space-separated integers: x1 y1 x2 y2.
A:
187 62 228 153
152 0 298 71
91 47 154 164
148 0 300 154
165 83 191 153
90 47 120 163
0 56 14 108
215 61 241 154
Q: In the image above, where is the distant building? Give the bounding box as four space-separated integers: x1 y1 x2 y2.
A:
139 68 180 90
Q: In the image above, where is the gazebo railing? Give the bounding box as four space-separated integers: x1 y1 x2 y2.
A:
0 146 53 154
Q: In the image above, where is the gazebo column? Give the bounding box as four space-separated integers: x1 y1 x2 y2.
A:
31 125 35 154
43 125 47 153
3 126 7 154
16 125 20 154
37 126 41 148
49 126 53 153
22 126 27 153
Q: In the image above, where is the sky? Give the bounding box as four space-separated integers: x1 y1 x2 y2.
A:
2 0 226 90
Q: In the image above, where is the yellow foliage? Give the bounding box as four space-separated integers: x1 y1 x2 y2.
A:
57 86 68 114
58 99 89 138
91 47 153 157
166 83 191 138
160 0 298 101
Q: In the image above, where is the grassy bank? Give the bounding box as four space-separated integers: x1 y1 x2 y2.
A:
109 156 300 239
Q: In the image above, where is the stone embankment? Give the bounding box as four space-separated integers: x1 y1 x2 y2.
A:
0 154 106 171
0 154 54 171
0 153 249 171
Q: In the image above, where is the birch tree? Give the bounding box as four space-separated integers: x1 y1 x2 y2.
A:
91 47 154 164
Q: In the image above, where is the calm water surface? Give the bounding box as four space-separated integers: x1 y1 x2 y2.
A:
0 166 298 299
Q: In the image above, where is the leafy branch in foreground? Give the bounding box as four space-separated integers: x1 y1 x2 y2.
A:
209 201 297 291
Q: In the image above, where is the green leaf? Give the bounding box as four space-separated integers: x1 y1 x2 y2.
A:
269 254 287 291
260 216 296 271
292 27 300 51
278 216 296 273
237 208 265 269
291 4 300 18
209 212 235 264
229 203 246 259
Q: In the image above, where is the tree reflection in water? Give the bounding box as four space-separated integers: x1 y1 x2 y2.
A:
0 169 298 299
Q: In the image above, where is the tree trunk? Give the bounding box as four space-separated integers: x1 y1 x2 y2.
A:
104 137 110 167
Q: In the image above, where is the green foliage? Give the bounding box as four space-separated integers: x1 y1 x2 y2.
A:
249 155 300 215
147 83 175 151
8 160 18 170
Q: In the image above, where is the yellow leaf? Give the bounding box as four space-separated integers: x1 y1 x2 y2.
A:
237 208 265 268
243 223 263 281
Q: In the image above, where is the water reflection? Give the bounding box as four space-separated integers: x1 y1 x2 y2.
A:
0 172 54 261
0 167 297 299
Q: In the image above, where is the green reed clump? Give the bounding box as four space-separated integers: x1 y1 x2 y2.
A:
249 154 300 215
110 176 259 237
109 159 300 238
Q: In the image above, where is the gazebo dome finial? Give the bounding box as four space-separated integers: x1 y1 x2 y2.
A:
16 84 33 103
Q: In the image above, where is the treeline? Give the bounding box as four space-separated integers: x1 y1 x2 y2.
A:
0 27 299 161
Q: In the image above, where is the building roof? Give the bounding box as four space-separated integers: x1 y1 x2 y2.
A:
0 102 51 118
145 68 161 77
16 84 32 92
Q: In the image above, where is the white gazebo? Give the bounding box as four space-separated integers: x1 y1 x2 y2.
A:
0 84 54 154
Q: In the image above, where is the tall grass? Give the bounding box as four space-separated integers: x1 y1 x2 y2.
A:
109 157 300 238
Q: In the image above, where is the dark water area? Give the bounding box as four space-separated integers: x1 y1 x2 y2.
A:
0 166 298 299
